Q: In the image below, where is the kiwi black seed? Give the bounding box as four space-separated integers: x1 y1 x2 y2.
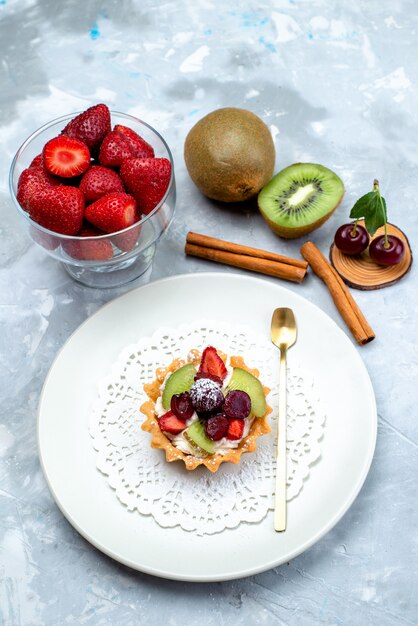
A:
258 163 345 238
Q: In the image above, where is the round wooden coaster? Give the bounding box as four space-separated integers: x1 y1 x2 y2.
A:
330 222 413 290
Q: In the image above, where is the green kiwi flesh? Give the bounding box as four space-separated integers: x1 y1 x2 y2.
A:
225 367 267 417
186 419 214 454
258 163 344 238
162 363 196 410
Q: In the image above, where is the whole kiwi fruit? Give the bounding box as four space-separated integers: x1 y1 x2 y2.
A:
184 107 275 203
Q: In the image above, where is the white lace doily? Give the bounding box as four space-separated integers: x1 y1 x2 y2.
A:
89 321 325 535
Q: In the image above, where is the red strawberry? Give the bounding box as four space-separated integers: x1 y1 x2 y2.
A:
61 103 111 152
30 154 43 168
85 192 136 233
226 418 245 441
17 166 60 210
119 157 171 214
43 136 90 178
30 226 60 251
28 186 85 235
158 411 186 435
99 130 132 168
111 221 142 252
113 125 155 158
198 347 228 381
63 224 113 261
79 165 124 203
194 371 223 386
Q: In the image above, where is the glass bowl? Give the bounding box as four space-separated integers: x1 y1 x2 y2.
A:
9 111 176 288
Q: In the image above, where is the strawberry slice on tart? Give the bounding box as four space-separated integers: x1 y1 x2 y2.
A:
226 418 245 441
198 346 228 381
159 411 187 435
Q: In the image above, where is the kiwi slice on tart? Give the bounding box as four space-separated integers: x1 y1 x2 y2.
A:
258 162 344 239
225 368 267 418
162 363 197 410
186 419 215 455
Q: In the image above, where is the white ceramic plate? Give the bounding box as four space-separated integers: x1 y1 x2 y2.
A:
38 273 377 582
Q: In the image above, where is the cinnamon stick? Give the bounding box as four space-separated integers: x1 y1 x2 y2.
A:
187 232 308 270
185 242 307 283
300 242 375 345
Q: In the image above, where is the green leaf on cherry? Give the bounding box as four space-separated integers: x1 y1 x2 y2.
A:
349 182 387 236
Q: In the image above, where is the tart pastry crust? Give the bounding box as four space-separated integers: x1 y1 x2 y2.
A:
140 351 271 473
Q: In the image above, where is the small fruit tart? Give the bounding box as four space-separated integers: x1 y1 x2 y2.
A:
140 346 271 473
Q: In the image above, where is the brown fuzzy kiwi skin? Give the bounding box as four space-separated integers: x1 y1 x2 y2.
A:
258 190 345 239
184 107 275 203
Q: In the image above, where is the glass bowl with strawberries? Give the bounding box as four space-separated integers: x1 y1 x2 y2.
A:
9 104 175 287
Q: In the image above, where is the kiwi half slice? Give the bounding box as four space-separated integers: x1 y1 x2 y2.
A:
258 163 344 239
226 367 267 417
186 419 214 454
162 363 196 410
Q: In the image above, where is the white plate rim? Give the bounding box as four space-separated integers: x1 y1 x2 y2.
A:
37 272 377 582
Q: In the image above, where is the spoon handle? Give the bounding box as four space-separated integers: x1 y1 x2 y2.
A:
274 348 287 531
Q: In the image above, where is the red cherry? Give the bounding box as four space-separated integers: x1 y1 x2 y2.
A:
170 392 194 420
205 414 229 441
369 235 405 266
189 379 224 415
334 223 369 255
223 390 251 419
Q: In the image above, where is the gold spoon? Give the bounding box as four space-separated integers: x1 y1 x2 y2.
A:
271 307 297 532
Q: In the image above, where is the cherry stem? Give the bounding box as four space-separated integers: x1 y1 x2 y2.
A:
350 220 358 237
373 179 389 248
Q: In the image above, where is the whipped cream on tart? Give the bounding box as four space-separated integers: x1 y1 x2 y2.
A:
141 346 271 473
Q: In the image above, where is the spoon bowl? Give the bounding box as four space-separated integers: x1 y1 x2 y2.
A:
271 307 297 351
